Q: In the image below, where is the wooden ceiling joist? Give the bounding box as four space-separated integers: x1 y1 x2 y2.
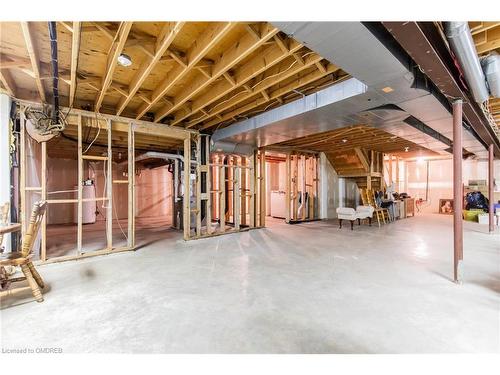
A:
95 21 133 112
20 22 46 103
0 70 16 96
153 22 279 123
69 21 81 107
171 35 304 127
115 21 185 116
135 22 237 120
200 61 339 130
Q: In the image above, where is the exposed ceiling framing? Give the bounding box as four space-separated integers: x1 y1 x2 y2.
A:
0 21 346 134
268 125 438 158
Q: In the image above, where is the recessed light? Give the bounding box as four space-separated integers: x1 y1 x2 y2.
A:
117 53 132 67
342 139 348 143
382 86 394 93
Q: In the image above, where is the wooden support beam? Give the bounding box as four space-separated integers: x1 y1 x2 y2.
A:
116 22 185 115
95 22 133 112
77 114 83 254
354 147 370 172
183 136 191 240
248 153 256 228
273 34 289 54
172 33 302 127
41 141 47 261
301 155 306 221
259 150 266 227
285 153 291 223
0 70 16 96
196 135 202 236
153 23 277 123
240 157 247 226
20 22 46 102
69 22 81 107
219 160 226 233
127 122 135 248
234 162 241 231
136 22 236 120
206 136 212 235
106 119 113 250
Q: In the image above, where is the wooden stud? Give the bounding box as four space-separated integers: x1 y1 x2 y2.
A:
20 107 26 236
196 135 202 236
301 155 306 221
219 159 226 233
259 149 266 227
127 122 135 248
249 152 256 228
106 119 113 250
240 157 247 226
234 163 241 231
41 141 47 261
285 153 291 223
205 136 212 235
77 114 83 254
183 136 191 240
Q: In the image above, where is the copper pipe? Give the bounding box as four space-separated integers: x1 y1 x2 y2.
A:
489 144 494 233
453 99 463 282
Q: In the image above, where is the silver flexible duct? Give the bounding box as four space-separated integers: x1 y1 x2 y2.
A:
444 22 489 104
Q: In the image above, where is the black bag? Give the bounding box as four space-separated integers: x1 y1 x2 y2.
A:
465 191 489 212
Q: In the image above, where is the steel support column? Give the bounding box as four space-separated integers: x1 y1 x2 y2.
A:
453 99 463 282
488 144 494 233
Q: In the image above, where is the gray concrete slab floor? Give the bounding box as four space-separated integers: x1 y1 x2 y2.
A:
1 214 499 353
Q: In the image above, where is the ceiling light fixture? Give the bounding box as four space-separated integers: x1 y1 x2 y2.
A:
117 53 132 67
342 139 348 143
404 147 409 152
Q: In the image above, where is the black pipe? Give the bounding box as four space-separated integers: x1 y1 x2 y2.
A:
48 22 59 123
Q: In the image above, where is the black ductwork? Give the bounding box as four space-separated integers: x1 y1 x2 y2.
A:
48 22 59 123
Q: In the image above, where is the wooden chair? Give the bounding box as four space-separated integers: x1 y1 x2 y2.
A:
0 202 9 253
0 201 46 302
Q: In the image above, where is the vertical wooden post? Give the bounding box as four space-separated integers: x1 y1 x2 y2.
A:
195 135 202 237
206 136 212 235
106 119 113 250
234 160 241 231
259 149 266 227
488 144 494 233
293 154 298 221
249 152 255 228
388 154 393 186
453 99 463 282
285 153 291 223
20 107 26 237
301 155 306 221
41 141 47 261
77 114 83 254
183 136 191 240
127 122 135 248
240 157 247 226
219 158 226 233
396 156 400 192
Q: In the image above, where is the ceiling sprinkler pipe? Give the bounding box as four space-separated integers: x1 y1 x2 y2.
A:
444 22 489 104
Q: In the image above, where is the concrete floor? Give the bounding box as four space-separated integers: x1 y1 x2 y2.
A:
1 214 499 353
